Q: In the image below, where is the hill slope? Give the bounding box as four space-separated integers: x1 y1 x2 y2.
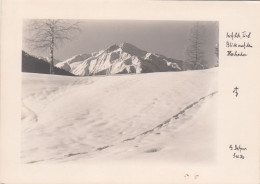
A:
22 51 74 76
22 68 218 163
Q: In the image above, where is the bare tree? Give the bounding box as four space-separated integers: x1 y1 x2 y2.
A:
25 19 80 74
184 22 205 70
215 43 219 67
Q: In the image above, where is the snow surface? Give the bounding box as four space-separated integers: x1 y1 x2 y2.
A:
21 68 218 164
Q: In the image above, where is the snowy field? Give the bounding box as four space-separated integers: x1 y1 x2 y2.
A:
21 69 218 164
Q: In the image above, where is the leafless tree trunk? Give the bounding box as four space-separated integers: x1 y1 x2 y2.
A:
25 19 80 74
215 43 219 67
184 22 205 70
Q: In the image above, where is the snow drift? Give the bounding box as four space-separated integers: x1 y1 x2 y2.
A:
21 68 218 163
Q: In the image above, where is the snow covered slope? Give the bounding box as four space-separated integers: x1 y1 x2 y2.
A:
22 68 218 163
56 42 183 76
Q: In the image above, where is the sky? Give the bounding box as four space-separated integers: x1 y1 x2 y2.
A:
23 20 218 67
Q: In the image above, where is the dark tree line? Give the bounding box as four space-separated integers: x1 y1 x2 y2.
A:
22 51 74 76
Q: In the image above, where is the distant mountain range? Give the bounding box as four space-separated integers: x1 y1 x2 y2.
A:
56 42 183 76
22 51 74 76
37 56 62 66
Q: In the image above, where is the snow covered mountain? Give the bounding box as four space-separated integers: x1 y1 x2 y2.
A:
37 56 62 65
56 42 183 76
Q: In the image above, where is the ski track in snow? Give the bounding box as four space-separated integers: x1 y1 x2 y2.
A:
123 91 218 141
22 100 38 122
26 91 218 164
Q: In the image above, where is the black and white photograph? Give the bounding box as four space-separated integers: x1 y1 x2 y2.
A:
1 1 260 184
21 20 219 164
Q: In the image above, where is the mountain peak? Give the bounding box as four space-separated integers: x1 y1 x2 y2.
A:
118 42 147 58
119 42 135 48
106 44 120 53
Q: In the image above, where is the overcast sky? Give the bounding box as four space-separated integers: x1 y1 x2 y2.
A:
23 20 218 66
